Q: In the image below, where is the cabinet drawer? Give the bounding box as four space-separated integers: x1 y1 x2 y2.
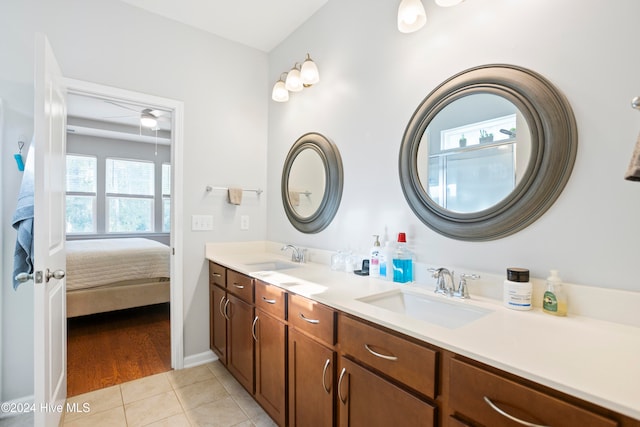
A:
449 358 617 427
227 270 254 303
338 314 437 399
255 280 286 320
289 294 335 346
209 261 226 287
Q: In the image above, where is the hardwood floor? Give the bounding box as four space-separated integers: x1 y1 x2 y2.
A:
66 303 171 397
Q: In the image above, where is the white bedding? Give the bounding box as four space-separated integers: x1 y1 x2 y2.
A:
66 238 170 291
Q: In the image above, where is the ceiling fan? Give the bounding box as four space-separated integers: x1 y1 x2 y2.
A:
103 100 170 129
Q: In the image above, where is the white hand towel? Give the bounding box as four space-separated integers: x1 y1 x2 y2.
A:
228 188 243 205
625 132 640 181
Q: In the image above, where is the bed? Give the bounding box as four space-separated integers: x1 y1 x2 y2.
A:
65 238 170 318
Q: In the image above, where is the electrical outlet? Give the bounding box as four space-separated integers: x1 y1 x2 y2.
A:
192 214 213 231
240 215 250 230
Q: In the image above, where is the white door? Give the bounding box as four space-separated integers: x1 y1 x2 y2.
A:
33 33 67 427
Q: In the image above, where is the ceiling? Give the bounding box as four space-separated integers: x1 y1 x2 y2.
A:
118 0 329 52
68 1 329 144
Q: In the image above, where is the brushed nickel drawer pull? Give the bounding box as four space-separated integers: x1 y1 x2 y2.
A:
364 344 398 361
322 359 331 394
252 316 259 341
337 367 347 404
299 313 320 324
233 283 245 289
483 396 549 427
212 273 222 277
223 299 231 320
219 296 226 317
262 296 277 304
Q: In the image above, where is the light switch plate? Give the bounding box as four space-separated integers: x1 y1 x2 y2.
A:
240 215 249 230
192 214 213 231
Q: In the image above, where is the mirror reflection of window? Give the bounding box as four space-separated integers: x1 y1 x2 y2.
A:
418 93 531 213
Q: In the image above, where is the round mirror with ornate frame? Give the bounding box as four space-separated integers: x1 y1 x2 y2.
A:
282 132 343 233
399 64 578 241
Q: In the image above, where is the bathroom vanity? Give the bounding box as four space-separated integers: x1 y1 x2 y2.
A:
206 242 640 427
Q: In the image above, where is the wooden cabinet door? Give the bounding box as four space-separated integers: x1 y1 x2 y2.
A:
227 293 255 393
289 328 335 427
255 311 287 427
210 284 227 364
337 356 436 427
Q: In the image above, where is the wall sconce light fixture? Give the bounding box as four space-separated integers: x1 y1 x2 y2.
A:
398 0 465 33
272 54 320 102
398 0 427 33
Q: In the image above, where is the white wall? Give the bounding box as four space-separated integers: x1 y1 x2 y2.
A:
267 0 640 291
0 0 268 401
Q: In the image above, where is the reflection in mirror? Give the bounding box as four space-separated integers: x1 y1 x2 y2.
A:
288 148 326 218
416 94 532 213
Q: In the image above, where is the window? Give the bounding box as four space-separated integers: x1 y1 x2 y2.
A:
106 158 155 232
65 155 97 233
162 163 171 233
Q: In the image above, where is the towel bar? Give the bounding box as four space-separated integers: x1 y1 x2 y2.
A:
205 186 263 195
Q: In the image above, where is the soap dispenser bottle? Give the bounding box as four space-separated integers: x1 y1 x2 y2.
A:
543 269 567 316
369 235 381 277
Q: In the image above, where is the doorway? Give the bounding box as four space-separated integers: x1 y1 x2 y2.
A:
62 79 184 395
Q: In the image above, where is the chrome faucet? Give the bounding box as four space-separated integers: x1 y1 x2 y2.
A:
431 268 455 296
430 268 480 299
281 244 305 263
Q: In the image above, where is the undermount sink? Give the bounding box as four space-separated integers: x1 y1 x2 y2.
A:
357 289 492 329
245 260 298 271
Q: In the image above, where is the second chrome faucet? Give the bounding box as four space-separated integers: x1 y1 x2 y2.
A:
281 244 306 263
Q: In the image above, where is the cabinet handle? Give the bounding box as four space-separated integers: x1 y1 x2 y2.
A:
299 313 320 324
212 273 222 277
262 296 277 304
483 396 550 427
364 344 398 361
223 299 231 320
233 283 245 289
218 296 227 317
322 359 331 394
337 367 347 404
252 316 258 341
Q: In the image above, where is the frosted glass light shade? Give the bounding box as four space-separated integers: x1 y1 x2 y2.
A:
272 80 289 102
301 55 320 85
398 0 426 33
435 0 464 6
285 67 303 92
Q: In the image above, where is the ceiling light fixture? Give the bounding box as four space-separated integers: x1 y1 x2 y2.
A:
140 109 158 128
398 0 427 33
272 54 320 103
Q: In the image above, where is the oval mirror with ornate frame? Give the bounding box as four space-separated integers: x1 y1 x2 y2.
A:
399 64 577 241
282 132 343 233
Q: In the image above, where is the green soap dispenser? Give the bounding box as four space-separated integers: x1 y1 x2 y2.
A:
543 269 567 316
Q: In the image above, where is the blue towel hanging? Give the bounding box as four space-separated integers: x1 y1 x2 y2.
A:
12 144 34 289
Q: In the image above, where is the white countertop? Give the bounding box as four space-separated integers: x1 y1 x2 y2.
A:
205 242 640 420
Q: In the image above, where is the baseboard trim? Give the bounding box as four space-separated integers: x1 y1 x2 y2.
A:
183 350 218 369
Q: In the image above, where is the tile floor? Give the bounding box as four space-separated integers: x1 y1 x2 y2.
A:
62 361 277 427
